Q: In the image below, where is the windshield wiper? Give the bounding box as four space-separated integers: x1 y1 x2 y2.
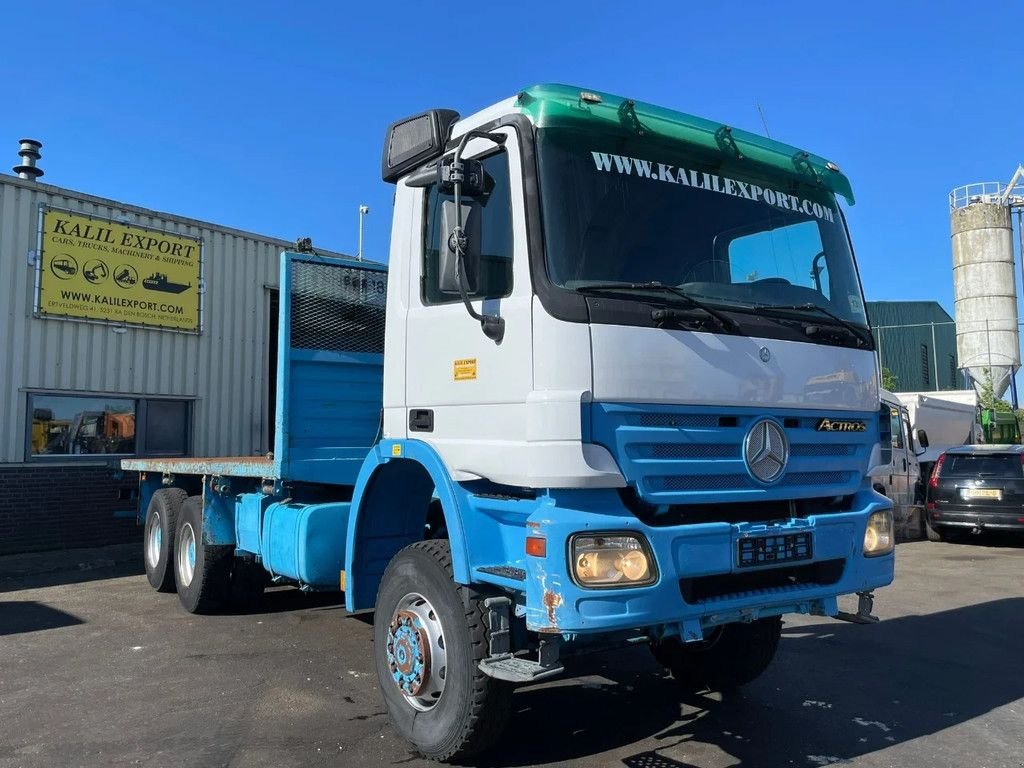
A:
755 302 872 348
574 282 739 331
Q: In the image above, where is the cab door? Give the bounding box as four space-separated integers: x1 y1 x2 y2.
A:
902 409 923 506
403 127 534 482
887 405 913 517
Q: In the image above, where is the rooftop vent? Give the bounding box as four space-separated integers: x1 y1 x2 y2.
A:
13 138 43 181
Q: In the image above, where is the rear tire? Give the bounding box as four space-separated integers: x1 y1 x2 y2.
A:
374 540 513 762
652 616 782 691
143 488 188 592
925 515 946 542
174 496 232 614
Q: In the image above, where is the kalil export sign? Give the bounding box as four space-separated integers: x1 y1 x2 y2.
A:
37 209 202 332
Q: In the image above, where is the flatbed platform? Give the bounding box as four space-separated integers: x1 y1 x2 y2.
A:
121 456 275 478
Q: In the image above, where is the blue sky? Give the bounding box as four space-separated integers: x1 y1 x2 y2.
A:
2 1 1022 317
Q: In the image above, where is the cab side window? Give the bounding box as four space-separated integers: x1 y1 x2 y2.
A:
889 409 904 449
422 152 513 305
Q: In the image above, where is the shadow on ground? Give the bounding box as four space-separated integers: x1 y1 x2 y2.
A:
464 597 1024 767
0 601 85 636
0 543 143 593
238 587 347 615
938 530 1024 549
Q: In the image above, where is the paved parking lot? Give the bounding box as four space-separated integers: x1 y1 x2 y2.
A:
1 538 1022 768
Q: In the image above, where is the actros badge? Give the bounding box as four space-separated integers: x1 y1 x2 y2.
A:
816 418 867 432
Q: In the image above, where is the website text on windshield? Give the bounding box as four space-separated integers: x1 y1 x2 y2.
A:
536 128 870 345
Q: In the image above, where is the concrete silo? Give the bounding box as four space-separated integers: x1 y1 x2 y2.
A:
949 169 1024 401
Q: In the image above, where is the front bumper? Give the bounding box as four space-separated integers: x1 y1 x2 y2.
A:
522 487 894 638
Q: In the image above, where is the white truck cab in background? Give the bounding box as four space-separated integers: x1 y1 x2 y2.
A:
871 390 924 538
871 389 982 537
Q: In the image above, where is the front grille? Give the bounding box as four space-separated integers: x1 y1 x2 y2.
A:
637 443 739 459
791 443 855 457
658 474 750 491
629 413 718 428
679 558 845 604
782 471 853 486
654 471 854 492
590 403 874 506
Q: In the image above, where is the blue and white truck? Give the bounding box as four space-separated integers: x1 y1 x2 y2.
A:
124 84 895 761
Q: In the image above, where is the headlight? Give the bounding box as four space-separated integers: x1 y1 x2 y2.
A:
863 509 894 557
571 533 656 587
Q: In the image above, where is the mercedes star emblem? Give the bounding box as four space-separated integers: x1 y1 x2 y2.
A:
744 419 789 483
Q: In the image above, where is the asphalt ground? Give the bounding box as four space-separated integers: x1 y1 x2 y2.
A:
1 537 1022 768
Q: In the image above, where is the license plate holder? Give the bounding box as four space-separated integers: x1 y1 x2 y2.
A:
961 488 1002 500
737 531 813 568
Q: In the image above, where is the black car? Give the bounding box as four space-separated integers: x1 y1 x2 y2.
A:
925 444 1024 541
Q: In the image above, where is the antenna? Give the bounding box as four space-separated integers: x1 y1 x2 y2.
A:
755 101 772 138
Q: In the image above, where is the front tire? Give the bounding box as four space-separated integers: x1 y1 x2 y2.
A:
143 488 187 592
652 616 782 691
174 496 232 614
374 540 512 762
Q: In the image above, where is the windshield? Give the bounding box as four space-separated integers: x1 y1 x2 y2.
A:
536 127 869 327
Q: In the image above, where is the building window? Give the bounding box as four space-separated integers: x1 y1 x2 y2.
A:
28 393 191 459
921 344 930 388
422 151 514 305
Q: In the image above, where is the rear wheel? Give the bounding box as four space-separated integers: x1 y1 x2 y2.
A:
924 515 947 542
652 617 782 691
174 496 232 614
143 488 187 592
374 540 513 762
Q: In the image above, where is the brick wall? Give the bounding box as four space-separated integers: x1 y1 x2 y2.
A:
0 465 140 556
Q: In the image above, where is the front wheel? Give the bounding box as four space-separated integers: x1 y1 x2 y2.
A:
374 540 512 762
652 616 782 691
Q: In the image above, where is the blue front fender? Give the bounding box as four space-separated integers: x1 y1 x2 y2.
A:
344 440 473 611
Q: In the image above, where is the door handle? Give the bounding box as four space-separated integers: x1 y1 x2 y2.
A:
902 459 907 471
409 409 434 432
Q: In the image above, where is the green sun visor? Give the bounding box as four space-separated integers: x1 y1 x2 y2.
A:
515 84 855 205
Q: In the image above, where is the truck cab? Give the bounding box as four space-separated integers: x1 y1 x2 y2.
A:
126 84 896 762
872 390 924 537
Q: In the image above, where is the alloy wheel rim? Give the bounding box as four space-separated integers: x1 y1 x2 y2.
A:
177 522 196 588
146 513 162 570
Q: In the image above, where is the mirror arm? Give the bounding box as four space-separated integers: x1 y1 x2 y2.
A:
449 130 507 343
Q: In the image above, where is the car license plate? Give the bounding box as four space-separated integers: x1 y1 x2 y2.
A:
961 488 1002 500
737 532 813 568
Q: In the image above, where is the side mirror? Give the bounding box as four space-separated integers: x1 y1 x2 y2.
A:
917 429 929 449
381 109 459 184
439 200 480 295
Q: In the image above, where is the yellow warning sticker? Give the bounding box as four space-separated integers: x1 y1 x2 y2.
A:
391 444 402 457
454 358 477 381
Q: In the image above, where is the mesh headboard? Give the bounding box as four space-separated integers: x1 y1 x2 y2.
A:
289 260 386 354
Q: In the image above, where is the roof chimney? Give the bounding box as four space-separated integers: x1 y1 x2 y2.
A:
13 139 43 181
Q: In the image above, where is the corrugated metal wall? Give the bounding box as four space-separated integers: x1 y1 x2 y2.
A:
868 301 965 392
0 175 348 463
